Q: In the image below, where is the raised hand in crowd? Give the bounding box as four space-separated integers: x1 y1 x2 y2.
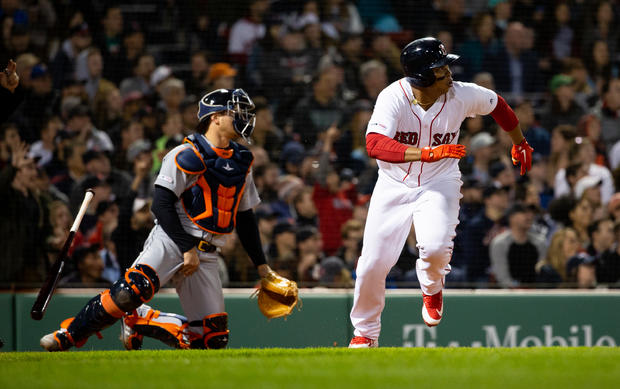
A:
0 60 19 93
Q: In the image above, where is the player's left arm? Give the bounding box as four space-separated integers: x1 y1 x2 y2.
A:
489 95 533 175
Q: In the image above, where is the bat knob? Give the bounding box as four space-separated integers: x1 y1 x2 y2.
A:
31 310 43 321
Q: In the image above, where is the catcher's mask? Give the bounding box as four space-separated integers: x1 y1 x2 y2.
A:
197 88 256 143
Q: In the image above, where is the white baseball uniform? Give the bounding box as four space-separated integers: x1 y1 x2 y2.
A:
350 79 498 340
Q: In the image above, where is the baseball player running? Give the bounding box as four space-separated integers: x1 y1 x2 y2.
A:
41 88 296 351
348 37 533 348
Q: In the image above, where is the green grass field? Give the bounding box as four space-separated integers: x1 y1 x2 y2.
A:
1 347 618 389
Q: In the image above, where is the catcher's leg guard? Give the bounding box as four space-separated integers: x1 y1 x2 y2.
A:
189 313 230 349
123 305 195 349
40 317 94 351
65 264 160 344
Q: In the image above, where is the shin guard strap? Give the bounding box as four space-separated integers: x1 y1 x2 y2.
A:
101 290 125 318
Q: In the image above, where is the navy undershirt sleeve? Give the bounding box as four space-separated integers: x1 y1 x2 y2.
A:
152 185 198 253
235 209 267 267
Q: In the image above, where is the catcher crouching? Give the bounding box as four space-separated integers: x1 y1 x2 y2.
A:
40 89 298 351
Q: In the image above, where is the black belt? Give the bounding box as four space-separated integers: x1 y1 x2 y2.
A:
197 240 217 253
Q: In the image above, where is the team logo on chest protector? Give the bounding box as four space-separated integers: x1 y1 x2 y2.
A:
176 134 253 234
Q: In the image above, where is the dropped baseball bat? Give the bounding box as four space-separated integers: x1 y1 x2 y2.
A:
31 189 95 320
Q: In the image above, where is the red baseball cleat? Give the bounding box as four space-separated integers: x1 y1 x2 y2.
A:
422 291 443 327
348 336 378 348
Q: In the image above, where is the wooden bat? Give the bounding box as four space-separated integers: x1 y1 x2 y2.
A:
31 189 95 320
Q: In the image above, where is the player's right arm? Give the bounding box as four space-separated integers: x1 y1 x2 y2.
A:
365 88 465 163
153 145 201 275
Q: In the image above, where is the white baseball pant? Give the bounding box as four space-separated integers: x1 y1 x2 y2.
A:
350 172 462 339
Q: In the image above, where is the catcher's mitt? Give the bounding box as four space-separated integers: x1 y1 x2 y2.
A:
254 270 300 319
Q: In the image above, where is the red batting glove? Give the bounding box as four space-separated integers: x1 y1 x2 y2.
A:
420 144 466 162
511 138 534 175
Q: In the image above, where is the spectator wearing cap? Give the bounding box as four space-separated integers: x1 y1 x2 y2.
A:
59 245 111 287
205 63 237 93
74 148 131 206
458 184 510 284
119 53 156 99
312 125 356 255
515 100 550 156
50 21 91 90
296 225 324 282
227 0 269 64
150 65 173 94
490 203 547 288
554 137 614 205
65 104 114 153
279 141 305 176
467 131 496 185
539 74 585 133
318 256 353 287
0 142 50 284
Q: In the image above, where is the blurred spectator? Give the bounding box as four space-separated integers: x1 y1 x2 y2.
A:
593 78 620 153
119 53 156 98
333 218 363 272
515 100 549 156
535 227 580 286
563 58 597 109
228 0 269 64
595 221 620 286
554 137 614 205
186 51 210 97
95 5 125 84
29 115 61 168
45 200 84 266
65 104 114 153
338 32 365 99
467 131 496 185
457 12 499 79
581 1 619 76
50 21 92 90
0 23 32 67
291 187 318 228
81 48 115 105
490 203 546 288
568 196 594 247
12 63 55 143
586 218 615 259
0 143 49 284
608 193 620 222
367 33 401 83
460 184 510 284
296 225 323 282
483 21 542 97
548 124 576 185
431 0 469 47
318 256 353 287
156 77 185 115
251 96 284 161
59 245 110 287
539 74 585 133
312 126 356 254
358 59 388 103
92 85 122 140
267 220 297 268
292 67 344 148
205 62 237 92
320 0 363 39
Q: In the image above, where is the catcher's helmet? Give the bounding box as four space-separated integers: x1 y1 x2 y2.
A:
400 37 459 87
197 88 256 142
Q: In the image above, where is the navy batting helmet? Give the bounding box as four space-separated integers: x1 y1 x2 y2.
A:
198 88 256 142
400 37 459 87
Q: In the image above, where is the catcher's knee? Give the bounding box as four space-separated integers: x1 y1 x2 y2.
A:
110 264 160 312
190 313 229 349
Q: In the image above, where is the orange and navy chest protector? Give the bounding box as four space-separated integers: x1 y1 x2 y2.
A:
175 133 253 234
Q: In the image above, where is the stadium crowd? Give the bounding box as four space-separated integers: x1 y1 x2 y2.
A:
1 0 620 289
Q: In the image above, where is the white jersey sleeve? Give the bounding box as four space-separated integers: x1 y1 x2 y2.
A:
366 88 401 137
459 82 498 118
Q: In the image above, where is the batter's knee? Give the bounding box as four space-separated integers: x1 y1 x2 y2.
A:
110 264 161 312
189 313 229 349
418 242 453 263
